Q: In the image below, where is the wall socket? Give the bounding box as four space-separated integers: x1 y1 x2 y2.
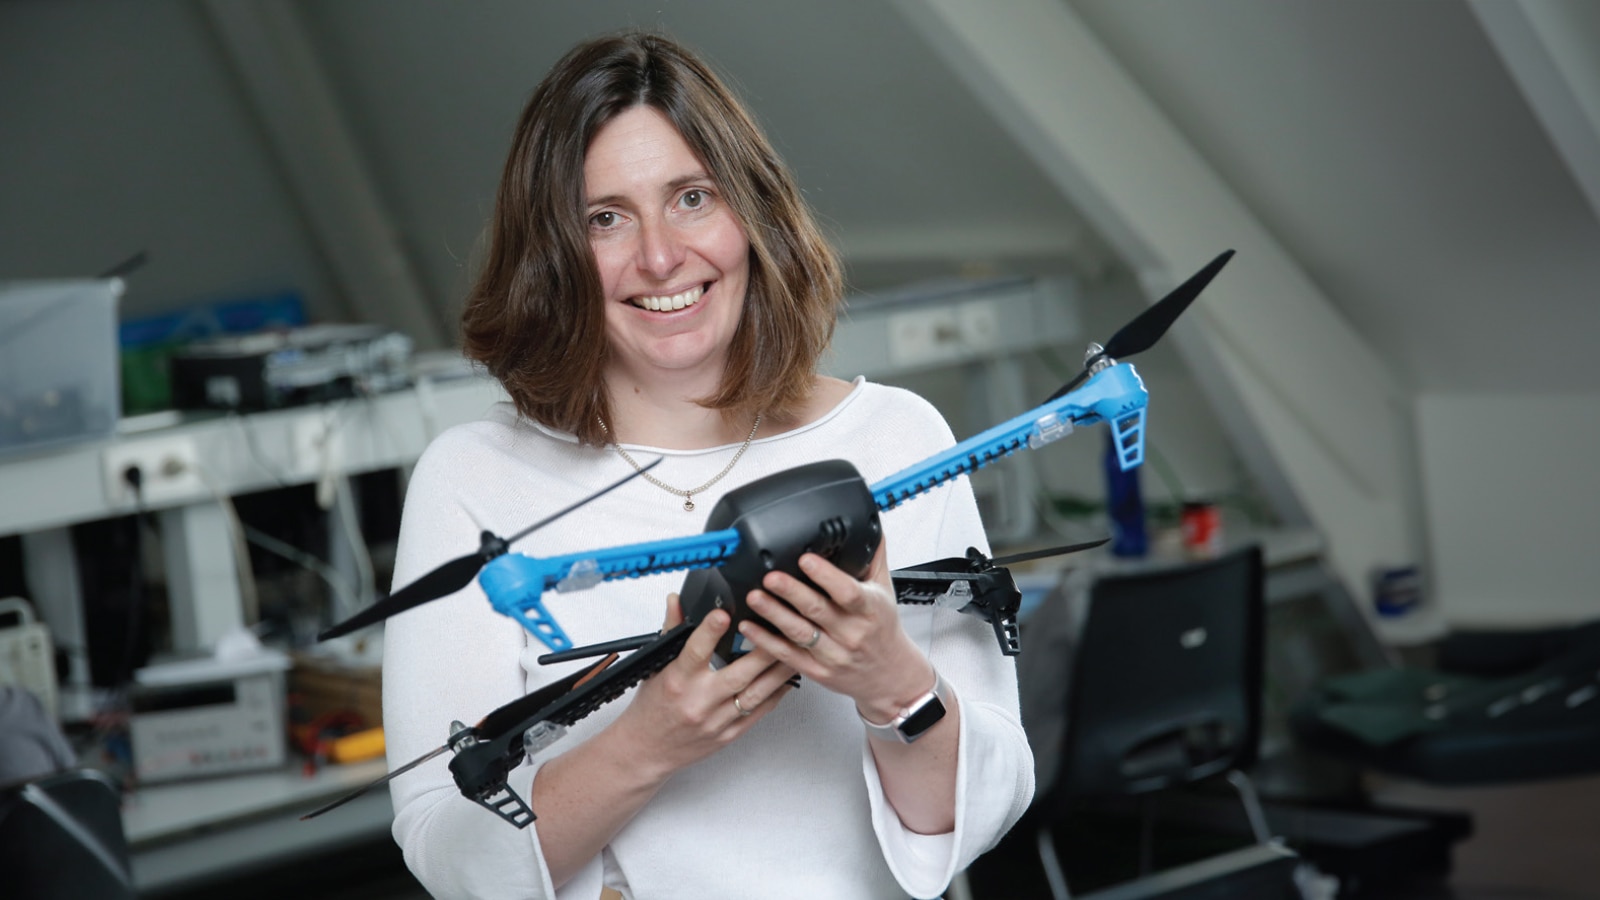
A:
104 436 204 506
886 298 1002 369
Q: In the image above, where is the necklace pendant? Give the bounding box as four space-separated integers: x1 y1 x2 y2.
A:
683 497 695 512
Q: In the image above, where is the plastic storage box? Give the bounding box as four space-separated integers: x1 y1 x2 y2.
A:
0 279 124 459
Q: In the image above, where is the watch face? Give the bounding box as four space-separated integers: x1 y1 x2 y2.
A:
898 696 947 741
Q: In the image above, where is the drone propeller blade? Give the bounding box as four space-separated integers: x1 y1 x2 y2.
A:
1045 249 1235 403
317 460 662 642
989 537 1109 568
1102 249 1234 360
319 553 486 640
300 742 449 821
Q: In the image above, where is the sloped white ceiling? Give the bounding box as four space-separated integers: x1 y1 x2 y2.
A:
1067 0 1600 392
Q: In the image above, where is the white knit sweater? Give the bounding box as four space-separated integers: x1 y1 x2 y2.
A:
382 378 1034 899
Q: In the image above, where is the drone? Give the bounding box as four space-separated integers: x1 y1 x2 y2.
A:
304 249 1235 827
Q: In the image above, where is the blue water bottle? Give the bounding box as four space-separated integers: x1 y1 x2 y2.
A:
1103 431 1148 557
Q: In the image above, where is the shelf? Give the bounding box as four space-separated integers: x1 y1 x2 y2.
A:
0 367 506 537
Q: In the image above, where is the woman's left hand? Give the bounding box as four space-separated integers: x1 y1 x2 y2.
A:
738 544 934 722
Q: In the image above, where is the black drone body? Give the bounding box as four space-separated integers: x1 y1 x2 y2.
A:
678 459 884 663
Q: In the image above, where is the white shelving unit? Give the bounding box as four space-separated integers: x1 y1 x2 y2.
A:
0 363 506 891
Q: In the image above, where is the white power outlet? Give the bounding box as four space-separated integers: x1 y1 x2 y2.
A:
887 299 1002 368
888 307 964 368
104 436 204 506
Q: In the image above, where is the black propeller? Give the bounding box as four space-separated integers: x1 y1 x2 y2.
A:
1047 249 1235 402
318 459 661 641
988 537 1109 568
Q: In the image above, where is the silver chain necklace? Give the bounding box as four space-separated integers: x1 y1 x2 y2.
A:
598 414 762 512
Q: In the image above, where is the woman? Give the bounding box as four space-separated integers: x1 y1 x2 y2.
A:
383 32 1033 899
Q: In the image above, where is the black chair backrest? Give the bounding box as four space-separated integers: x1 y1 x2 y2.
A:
0 768 134 900
1059 546 1265 799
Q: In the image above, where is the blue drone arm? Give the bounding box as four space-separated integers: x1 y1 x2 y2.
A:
476 528 743 652
870 361 1148 510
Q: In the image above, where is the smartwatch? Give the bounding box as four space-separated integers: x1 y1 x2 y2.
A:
859 670 950 744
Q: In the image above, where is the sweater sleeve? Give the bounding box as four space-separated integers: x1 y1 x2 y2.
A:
854 399 1037 898
381 426 591 899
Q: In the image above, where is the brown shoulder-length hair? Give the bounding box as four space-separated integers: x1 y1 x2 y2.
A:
461 31 843 446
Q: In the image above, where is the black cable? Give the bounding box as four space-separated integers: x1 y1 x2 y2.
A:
118 465 151 691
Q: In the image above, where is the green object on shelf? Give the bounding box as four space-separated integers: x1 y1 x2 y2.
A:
120 342 184 415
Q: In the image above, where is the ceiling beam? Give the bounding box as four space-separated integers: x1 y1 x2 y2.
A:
891 0 1426 615
200 0 448 350
1469 0 1600 228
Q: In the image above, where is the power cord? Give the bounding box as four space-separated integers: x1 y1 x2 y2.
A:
117 465 151 688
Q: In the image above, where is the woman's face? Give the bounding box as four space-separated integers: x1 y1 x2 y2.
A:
584 105 751 389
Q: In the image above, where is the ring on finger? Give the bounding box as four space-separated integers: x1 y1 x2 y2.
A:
800 628 821 650
733 695 752 717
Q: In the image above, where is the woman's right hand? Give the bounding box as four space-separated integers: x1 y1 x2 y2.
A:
611 594 796 778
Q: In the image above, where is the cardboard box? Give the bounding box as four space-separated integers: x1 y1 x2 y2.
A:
290 653 383 729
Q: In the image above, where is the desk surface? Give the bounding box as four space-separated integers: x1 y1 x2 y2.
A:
123 757 389 845
125 759 394 892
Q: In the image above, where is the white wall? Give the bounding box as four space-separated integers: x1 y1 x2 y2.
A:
1418 393 1600 628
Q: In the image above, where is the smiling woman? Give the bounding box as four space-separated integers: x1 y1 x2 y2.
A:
382 31 1033 900
460 34 839 450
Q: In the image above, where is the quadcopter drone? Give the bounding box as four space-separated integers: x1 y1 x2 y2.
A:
304 249 1235 827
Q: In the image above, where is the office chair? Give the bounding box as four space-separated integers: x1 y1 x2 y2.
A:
0 767 135 900
1030 545 1271 899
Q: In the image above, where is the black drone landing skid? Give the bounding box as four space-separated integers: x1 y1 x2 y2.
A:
894 550 1027 655
892 539 1109 656
448 623 695 828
